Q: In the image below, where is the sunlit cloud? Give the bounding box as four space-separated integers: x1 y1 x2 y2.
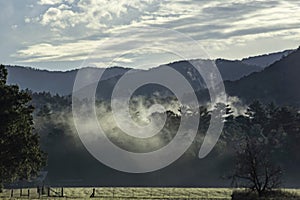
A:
38 0 63 5
0 0 299 70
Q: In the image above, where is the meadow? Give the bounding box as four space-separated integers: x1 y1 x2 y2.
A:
0 187 300 200
0 187 233 199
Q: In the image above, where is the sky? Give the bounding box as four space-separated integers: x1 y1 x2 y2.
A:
1 0 300 71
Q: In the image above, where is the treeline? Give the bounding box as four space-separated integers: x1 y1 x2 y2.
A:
31 91 300 160
28 91 300 186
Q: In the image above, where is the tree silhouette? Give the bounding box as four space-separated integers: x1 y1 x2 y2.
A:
230 101 286 196
0 65 46 191
232 136 282 196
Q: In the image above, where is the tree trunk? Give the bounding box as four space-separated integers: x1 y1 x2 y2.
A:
0 182 3 193
257 189 264 197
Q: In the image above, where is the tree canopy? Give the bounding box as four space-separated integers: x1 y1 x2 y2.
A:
0 65 46 190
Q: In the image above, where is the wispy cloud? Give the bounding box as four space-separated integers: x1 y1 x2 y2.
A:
0 0 299 70
38 0 63 5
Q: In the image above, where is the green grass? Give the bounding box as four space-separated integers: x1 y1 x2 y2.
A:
0 187 299 200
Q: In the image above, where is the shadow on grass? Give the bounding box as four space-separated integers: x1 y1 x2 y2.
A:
231 190 300 200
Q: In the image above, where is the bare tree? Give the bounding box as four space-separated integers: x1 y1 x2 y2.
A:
232 136 282 197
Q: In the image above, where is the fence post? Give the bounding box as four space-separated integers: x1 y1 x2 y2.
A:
90 188 95 198
11 189 13 197
37 186 40 195
20 188 22 196
27 189 30 198
42 185 45 195
47 187 50 197
61 187 64 197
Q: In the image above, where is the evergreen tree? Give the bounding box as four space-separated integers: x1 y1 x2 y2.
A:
0 65 46 191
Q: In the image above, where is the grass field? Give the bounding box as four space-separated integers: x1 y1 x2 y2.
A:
0 187 232 199
0 187 299 200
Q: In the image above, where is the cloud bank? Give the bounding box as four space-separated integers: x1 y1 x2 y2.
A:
0 0 299 70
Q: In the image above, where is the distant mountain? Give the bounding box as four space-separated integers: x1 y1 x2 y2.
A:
6 58 263 96
226 47 300 106
70 59 263 100
6 49 294 96
241 49 295 68
162 59 263 82
6 66 137 95
214 59 262 80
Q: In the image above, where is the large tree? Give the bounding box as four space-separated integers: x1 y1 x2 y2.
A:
229 101 287 196
232 136 282 196
0 65 46 191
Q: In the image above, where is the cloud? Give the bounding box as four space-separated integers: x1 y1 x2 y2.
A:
39 0 162 31
41 6 77 29
16 41 97 62
38 0 63 5
3 0 300 68
64 0 75 4
15 26 213 69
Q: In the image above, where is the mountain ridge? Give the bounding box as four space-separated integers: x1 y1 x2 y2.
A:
5 59 261 95
225 47 300 106
241 49 294 68
4 48 295 96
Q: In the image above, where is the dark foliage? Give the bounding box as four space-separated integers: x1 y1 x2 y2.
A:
232 137 282 196
0 65 46 191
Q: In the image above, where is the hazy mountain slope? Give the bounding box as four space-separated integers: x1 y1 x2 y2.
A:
90 59 262 100
226 47 300 106
241 49 294 68
7 49 291 96
6 66 135 95
215 59 262 80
